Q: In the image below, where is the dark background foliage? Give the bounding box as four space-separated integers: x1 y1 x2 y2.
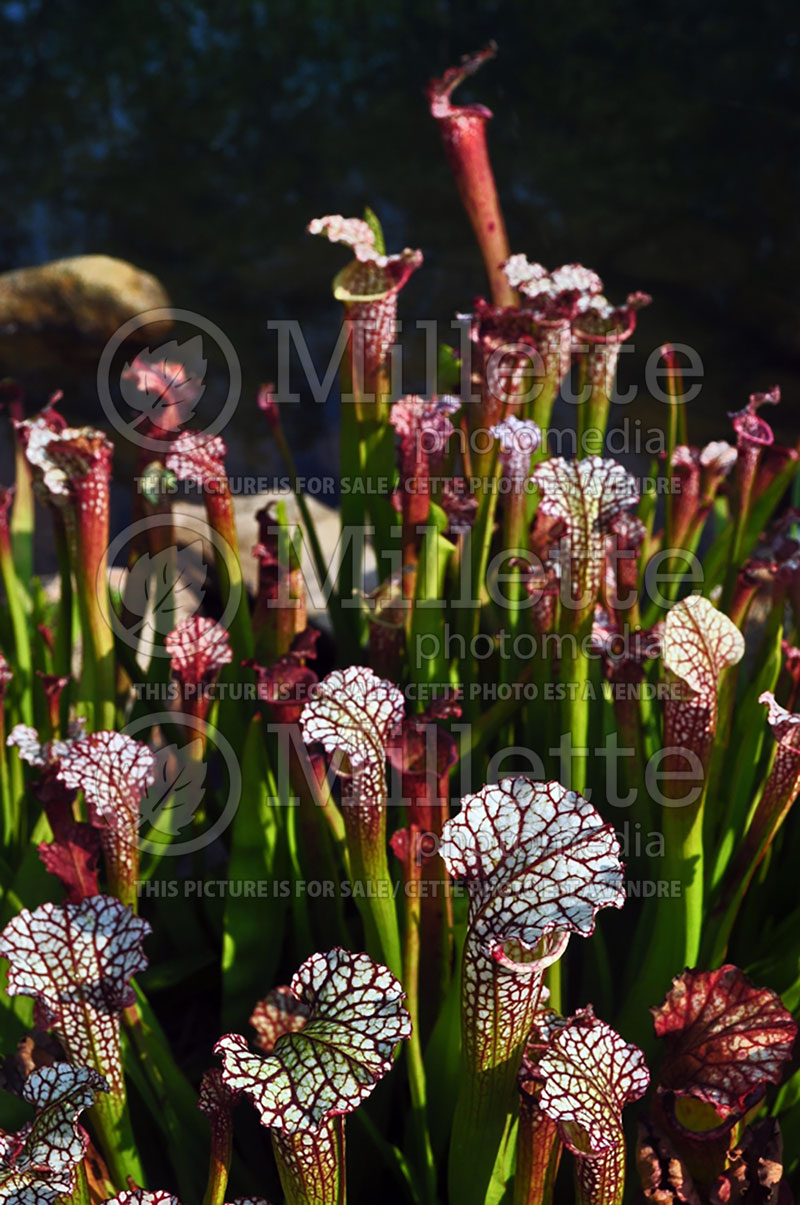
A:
0 0 798 470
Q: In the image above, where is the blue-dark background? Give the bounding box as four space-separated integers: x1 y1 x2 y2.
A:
1 0 798 475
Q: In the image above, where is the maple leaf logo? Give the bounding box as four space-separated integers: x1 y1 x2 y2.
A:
121 336 207 432
121 543 207 639
140 740 207 836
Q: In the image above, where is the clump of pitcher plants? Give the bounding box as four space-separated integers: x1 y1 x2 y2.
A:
0 40 799 1205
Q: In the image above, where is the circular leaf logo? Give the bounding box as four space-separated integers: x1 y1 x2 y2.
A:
102 513 243 659
97 308 241 453
122 712 241 856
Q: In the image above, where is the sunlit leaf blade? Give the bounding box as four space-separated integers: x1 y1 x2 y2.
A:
0 895 151 1095
123 544 207 637
221 715 284 1031
653 966 797 1126
141 742 206 836
215 948 410 1132
0 1063 108 1205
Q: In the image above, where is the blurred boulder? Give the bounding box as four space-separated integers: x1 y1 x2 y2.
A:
0 254 171 372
